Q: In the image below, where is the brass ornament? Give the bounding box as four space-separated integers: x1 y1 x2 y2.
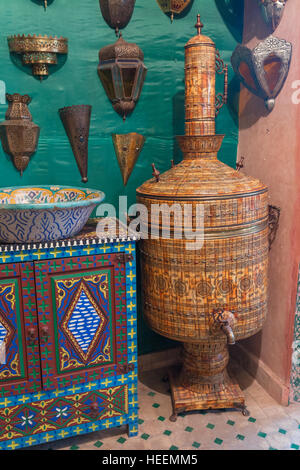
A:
112 133 145 185
7 34 68 80
0 93 40 175
156 0 193 22
99 0 136 36
231 36 292 111
257 0 288 31
98 35 147 121
59 105 92 184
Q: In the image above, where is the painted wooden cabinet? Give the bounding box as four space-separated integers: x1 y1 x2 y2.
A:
0 221 138 449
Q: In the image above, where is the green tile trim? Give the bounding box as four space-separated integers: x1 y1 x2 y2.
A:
214 438 223 445
141 433 150 440
192 442 201 449
152 403 160 408
163 430 172 436
169 445 178 450
94 441 103 448
236 434 245 440
117 437 127 444
206 423 215 429
257 432 267 438
227 420 235 426
248 417 256 423
278 428 287 434
185 426 193 432
158 416 165 422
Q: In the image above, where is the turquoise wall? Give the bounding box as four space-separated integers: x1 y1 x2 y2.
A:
0 0 243 355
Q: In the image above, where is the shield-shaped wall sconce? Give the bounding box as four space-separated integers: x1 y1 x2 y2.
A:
257 0 288 31
156 0 193 22
112 133 145 185
59 105 92 183
99 0 136 36
231 36 292 111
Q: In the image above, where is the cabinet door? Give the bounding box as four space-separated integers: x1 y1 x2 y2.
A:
34 253 128 390
0 262 42 396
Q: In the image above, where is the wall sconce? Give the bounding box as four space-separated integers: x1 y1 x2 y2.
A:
99 0 136 36
156 0 193 22
231 36 292 110
59 105 92 183
98 35 147 121
257 0 288 31
0 93 40 175
112 133 145 185
7 34 68 80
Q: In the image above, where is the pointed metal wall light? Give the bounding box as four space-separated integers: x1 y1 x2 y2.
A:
231 36 292 111
112 133 145 185
257 0 288 31
99 0 136 36
156 0 193 22
59 105 92 183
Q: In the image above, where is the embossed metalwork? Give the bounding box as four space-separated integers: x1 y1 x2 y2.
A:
99 0 136 36
98 35 147 120
156 0 193 22
215 48 228 116
258 0 288 31
59 105 92 183
112 133 145 185
7 34 68 80
231 36 292 111
0 93 40 176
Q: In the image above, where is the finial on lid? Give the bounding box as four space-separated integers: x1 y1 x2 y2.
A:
195 14 203 35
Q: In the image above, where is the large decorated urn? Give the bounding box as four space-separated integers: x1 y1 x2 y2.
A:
136 16 272 420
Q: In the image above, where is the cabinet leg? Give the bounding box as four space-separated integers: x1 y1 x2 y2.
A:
127 420 138 437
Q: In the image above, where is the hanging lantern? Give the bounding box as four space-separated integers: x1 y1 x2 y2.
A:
98 35 147 121
0 93 40 175
99 0 136 36
156 0 193 22
231 35 292 111
112 132 145 185
257 0 288 31
7 34 68 80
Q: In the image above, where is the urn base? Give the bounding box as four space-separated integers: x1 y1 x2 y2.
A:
167 365 248 421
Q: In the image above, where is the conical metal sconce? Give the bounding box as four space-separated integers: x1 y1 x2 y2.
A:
257 0 288 31
99 0 136 36
231 36 292 111
0 93 40 175
59 105 92 183
112 133 145 185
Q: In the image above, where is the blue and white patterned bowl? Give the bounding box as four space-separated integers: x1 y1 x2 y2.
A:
0 185 105 243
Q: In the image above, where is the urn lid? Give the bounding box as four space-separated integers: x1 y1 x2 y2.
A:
185 15 215 49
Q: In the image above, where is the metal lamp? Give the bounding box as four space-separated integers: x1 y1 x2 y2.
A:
98 34 147 121
231 35 292 111
257 0 288 31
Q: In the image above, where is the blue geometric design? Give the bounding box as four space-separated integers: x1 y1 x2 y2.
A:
0 321 7 345
67 289 102 354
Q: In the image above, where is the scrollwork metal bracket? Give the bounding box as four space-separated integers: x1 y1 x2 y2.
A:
215 49 228 116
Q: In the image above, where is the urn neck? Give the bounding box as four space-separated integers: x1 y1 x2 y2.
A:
176 135 224 160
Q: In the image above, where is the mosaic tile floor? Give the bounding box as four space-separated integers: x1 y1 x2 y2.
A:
32 360 300 451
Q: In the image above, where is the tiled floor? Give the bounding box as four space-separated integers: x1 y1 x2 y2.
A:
32 361 300 451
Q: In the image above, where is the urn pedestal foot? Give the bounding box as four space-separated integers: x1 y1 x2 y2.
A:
168 365 246 420
167 341 247 419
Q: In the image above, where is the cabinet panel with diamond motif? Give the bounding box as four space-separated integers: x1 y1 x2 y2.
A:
0 263 42 396
34 254 127 391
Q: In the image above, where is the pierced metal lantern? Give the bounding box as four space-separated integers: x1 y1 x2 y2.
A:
98 35 147 120
257 0 288 31
231 35 292 111
99 0 136 36
0 93 40 175
156 0 193 22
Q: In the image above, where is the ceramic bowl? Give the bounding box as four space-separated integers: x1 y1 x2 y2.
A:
0 185 105 243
